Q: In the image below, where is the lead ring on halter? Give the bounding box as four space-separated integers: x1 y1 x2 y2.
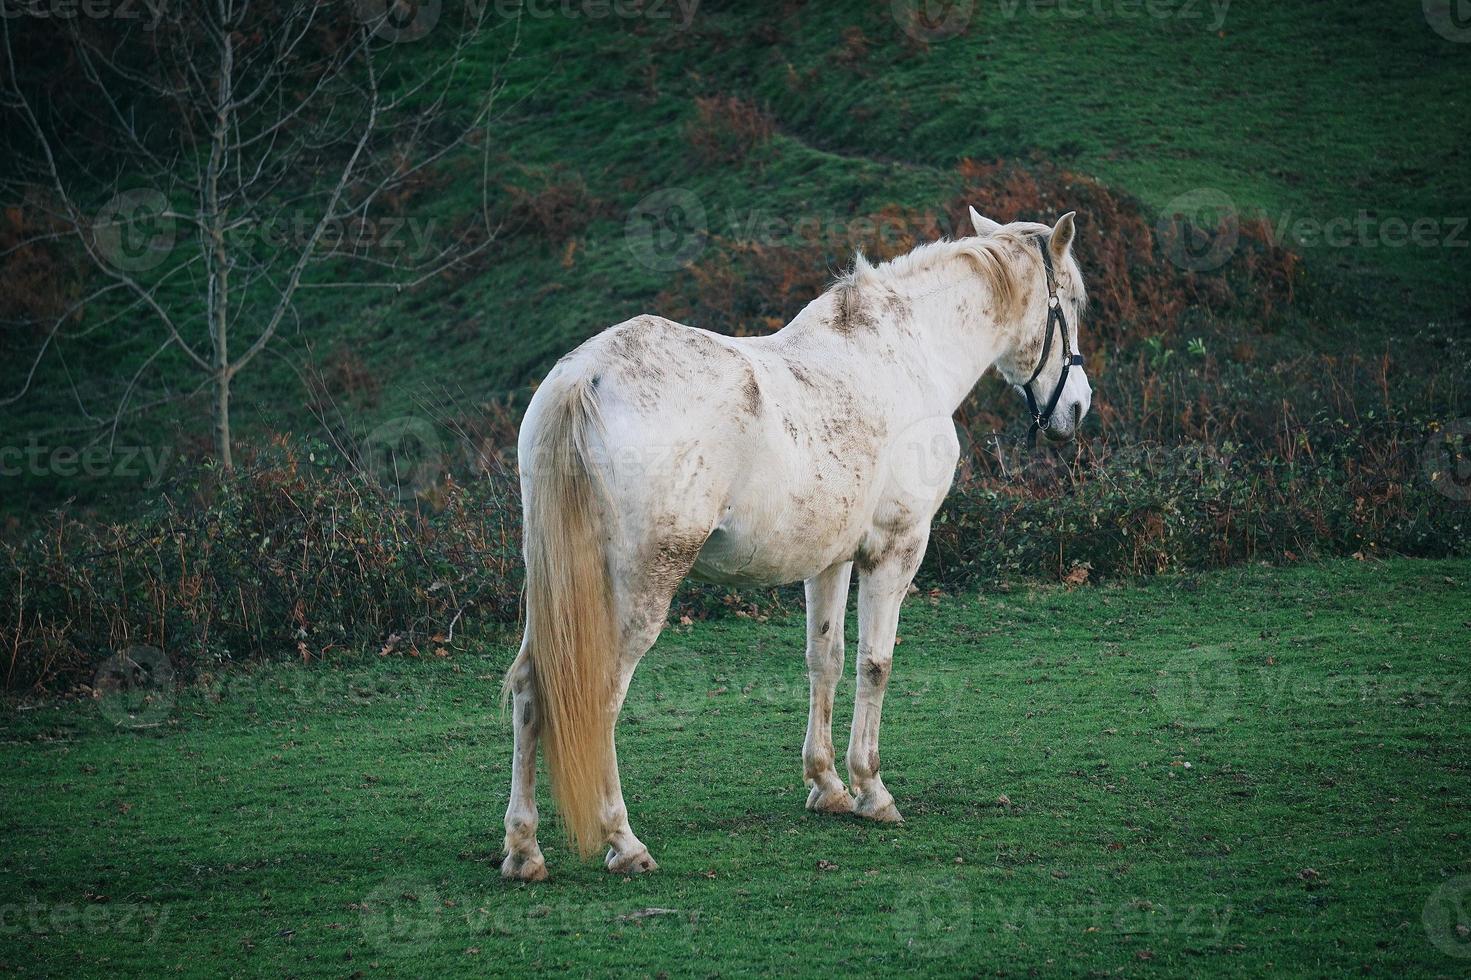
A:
1021 235 1085 447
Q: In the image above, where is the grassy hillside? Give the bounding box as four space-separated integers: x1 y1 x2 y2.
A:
3 559 1469 975
2 0 1468 517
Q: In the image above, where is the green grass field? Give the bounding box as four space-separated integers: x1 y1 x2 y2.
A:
4 559 1469 976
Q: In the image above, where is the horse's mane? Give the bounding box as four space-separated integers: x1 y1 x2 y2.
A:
831 230 1053 328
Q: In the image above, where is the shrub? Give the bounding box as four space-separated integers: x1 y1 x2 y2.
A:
928 414 1464 584
686 95 775 166
0 196 82 347
5 408 1464 696
501 165 603 242
1 440 523 693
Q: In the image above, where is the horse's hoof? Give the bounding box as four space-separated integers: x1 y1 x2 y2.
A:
806 784 857 815
855 795 904 824
605 847 658 875
501 850 549 882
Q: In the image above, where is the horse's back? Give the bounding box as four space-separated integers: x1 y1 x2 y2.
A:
522 314 881 586
545 315 772 465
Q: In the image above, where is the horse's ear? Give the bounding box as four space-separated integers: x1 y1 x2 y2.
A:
1049 211 1077 262
968 206 1002 236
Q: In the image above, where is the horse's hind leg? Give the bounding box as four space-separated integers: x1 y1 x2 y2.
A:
601 544 700 874
601 649 659 874
803 562 856 814
501 589 672 878
501 638 547 881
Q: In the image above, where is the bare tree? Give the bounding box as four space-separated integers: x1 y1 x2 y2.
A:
0 0 513 468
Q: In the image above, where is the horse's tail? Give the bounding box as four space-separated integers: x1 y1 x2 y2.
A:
503 376 616 859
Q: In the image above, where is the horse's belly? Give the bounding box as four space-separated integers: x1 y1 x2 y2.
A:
690 533 832 587
688 491 866 587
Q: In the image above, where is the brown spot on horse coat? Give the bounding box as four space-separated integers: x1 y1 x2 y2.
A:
649 528 710 594
830 280 876 336
605 319 668 385
620 525 711 640
787 361 819 389
740 365 763 417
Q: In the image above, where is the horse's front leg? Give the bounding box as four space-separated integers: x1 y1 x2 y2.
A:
803 561 856 814
846 532 928 823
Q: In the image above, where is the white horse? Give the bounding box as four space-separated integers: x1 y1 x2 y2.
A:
500 209 1091 880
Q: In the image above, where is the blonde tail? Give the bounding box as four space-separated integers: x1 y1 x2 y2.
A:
504 378 616 859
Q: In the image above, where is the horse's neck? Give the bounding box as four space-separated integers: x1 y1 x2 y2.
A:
895 277 1009 412
788 268 1010 423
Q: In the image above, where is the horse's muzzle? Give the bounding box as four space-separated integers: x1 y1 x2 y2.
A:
1043 402 1084 443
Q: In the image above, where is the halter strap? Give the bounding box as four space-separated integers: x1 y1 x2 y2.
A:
1021 236 1084 447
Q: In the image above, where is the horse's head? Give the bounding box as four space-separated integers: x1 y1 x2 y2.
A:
969 208 1092 444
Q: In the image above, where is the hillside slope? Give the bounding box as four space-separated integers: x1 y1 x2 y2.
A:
2 1 1467 518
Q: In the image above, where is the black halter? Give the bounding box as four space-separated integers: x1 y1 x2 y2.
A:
1021 236 1084 447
